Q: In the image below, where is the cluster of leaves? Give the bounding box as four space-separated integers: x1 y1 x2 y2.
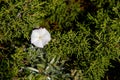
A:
0 0 120 80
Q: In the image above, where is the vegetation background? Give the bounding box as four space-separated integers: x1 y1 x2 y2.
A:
0 0 120 80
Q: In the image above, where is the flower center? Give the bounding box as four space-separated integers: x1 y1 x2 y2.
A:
39 36 42 40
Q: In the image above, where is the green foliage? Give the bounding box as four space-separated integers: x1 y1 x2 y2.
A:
0 0 120 80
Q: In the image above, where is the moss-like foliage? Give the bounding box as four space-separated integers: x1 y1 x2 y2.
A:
0 0 120 80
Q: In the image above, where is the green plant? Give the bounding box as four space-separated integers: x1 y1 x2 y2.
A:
0 0 120 80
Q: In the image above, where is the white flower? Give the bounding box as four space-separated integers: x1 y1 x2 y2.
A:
31 28 51 48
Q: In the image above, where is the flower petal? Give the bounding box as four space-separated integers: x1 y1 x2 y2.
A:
42 34 51 45
32 40 44 48
31 29 41 43
37 28 47 36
